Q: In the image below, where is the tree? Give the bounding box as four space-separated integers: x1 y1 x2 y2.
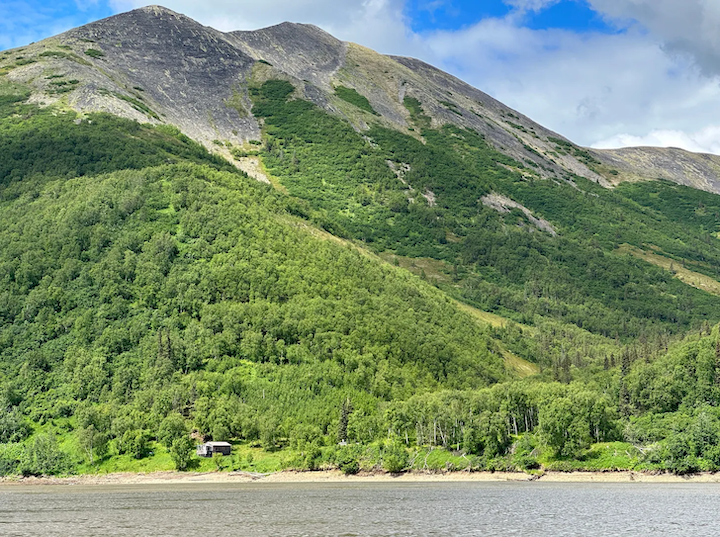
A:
300 442 323 471
158 413 188 448
170 436 195 471
619 349 631 416
77 424 108 465
0 408 30 443
538 397 590 458
382 440 408 473
76 404 110 464
335 445 360 475
337 398 352 444
121 429 152 459
19 433 69 476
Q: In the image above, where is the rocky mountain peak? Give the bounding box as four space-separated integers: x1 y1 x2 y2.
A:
137 4 184 17
227 22 346 88
4 5 720 193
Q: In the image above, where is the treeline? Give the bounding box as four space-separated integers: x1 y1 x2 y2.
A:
7 327 720 475
0 94 234 196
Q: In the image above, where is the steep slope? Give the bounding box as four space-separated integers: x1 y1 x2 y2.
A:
248 78 720 344
0 88 517 474
595 146 720 194
228 22 347 90
0 6 605 183
4 5 719 193
2 5 720 352
2 6 260 145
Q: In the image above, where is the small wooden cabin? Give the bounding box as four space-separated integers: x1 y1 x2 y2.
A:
196 441 232 457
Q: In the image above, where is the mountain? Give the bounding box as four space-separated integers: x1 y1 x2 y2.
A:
5 5 720 196
2 6 720 476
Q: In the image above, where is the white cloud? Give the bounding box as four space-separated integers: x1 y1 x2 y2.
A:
416 16 720 149
502 0 561 13
593 126 720 154
588 0 720 76
109 0 414 53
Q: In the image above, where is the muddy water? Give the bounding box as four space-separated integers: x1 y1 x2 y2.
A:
1 481 719 536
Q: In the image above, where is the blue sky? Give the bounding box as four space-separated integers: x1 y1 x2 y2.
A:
406 0 617 34
0 0 112 50
3 0 720 154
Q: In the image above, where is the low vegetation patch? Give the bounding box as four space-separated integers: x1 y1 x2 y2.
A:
84 48 105 59
618 244 720 297
115 92 160 120
334 85 378 115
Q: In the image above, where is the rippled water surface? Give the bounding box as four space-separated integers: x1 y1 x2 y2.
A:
2 481 720 536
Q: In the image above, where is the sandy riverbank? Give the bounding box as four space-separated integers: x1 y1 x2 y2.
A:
3 469 720 487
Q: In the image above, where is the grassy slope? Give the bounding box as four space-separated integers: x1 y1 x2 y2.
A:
618 244 720 297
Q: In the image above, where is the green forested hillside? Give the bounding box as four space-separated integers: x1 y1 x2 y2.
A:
245 78 720 474
0 86 514 475
4 72 720 477
253 80 720 345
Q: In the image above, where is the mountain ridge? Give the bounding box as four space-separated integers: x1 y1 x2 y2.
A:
0 7 614 186
595 145 720 193
5 5 720 193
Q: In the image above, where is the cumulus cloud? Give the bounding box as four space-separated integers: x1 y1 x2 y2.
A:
416 14 720 149
411 0 720 151
588 0 720 76
109 0 415 54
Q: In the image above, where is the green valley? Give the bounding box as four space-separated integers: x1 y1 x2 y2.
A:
3 8 720 478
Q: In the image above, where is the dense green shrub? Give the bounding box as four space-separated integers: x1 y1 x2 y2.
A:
381 441 408 473
170 436 195 471
18 433 71 476
336 448 360 475
84 49 105 58
334 86 378 115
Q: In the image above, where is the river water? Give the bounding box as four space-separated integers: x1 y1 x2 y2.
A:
1 481 719 536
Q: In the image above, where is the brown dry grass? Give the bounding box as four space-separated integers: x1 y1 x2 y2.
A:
377 253 453 284
618 244 720 297
501 349 541 378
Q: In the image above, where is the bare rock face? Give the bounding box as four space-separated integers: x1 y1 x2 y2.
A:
64 5 260 145
4 4 720 194
228 23 347 90
388 56 607 184
594 146 720 194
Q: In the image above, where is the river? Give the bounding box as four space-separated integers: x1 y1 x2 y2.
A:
1 481 719 536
